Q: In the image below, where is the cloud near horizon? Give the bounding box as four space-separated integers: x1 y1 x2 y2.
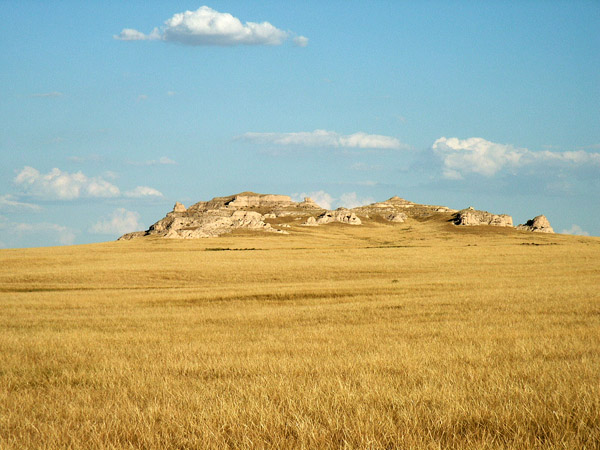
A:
433 137 600 179
14 167 162 200
114 6 305 47
242 129 407 150
561 224 590 236
0 217 76 247
90 208 142 235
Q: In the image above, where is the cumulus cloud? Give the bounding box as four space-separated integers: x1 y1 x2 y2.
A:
0 194 41 211
14 166 163 201
90 208 142 235
561 224 590 236
433 137 600 179
124 186 164 198
338 192 375 209
114 6 297 46
15 166 120 200
242 129 406 150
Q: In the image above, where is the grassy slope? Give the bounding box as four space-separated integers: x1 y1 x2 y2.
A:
1 218 599 449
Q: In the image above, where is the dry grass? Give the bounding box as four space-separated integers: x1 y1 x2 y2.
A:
1 218 599 449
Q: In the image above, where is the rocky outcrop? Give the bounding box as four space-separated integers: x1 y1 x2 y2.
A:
454 207 513 227
298 197 322 209
173 202 186 213
385 212 407 223
117 191 552 241
316 209 362 225
118 231 146 241
119 192 320 240
301 216 318 226
516 215 554 233
301 209 362 226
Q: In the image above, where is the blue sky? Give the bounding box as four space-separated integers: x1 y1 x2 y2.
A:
1 1 599 247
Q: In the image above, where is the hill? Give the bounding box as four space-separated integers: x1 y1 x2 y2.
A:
1 211 599 448
118 191 555 241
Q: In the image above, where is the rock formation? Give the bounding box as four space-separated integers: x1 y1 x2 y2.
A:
117 191 552 241
173 202 186 213
516 215 554 233
315 209 362 225
454 207 513 227
119 192 324 240
385 212 407 223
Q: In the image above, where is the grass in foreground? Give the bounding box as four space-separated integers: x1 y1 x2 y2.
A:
1 220 599 449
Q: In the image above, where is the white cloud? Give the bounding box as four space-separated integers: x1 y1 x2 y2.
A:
30 92 63 98
0 194 41 211
137 94 148 102
115 6 295 46
124 186 164 198
242 129 407 150
561 224 590 236
90 208 142 235
15 166 120 200
433 137 600 179
14 166 163 201
338 192 375 209
0 218 76 247
293 35 309 47
114 28 157 41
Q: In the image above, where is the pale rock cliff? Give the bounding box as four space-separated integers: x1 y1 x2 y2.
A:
516 215 554 233
454 207 513 227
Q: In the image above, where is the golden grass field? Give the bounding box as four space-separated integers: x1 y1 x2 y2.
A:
1 217 599 449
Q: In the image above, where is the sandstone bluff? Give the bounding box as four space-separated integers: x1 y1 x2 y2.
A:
118 192 554 240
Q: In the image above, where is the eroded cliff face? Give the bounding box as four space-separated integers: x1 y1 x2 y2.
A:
516 215 554 233
117 191 553 241
454 207 514 227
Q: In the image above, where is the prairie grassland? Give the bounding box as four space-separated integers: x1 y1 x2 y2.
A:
1 218 599 449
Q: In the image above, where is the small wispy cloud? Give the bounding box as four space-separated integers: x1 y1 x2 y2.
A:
128 156 177 166
115 6 301 47
293 36 309 47
90 208 142 235
124 186 163 198
241 129 407 150
30 92 63 98
68 154 105 164
0 194 41 211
